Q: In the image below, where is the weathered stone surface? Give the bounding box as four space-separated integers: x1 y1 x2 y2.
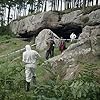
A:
47 25 100 80
10 9 100 37
61 9 100 26
10 21 19 34
61 10 82 24
35 29 60 51
88 9 100 25
79 25 100 55
10 11 59 35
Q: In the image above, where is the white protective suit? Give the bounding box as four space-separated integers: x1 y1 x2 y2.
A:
22 45 40 82
70 33 76 42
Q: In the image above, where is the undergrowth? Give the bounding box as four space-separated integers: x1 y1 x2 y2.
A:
0 36 100 100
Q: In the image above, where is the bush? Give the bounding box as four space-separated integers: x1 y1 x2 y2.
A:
81 16 89 24
0 25 14 36
0 47 100 99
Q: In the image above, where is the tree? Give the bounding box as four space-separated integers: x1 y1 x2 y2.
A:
96 0 98 5
5 0 16 24
60 0 63 11
83 0 86 10
0 1 6 26
64 0 67 10
57 0 60 11
44 0 47 11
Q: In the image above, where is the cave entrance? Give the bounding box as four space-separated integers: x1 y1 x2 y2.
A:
50 23 82 40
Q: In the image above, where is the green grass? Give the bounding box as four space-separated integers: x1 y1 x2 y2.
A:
0 35 46 84
0 35 100 99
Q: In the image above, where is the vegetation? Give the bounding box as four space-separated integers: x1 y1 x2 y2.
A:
0 25 13 36
0 35 100 100
80 16 89 24
0 0 99 25
0 0 100 99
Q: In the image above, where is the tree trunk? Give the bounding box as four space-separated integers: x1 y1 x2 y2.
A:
55 0 58 11
87 0 89 6
66 1 69 9
72 0 74 8
60 0 62 11
44 0 47 11
7 5 11 24
64 0 66 10
57 0 59 11
91 0 93 6
54 0 56 10
79 0 82 7
69 0 71 8
96 0 98 5
83 0 86 10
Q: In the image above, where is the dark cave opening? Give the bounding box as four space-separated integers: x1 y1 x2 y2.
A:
18 23 82 42
50 23 82 40
19 31 34 38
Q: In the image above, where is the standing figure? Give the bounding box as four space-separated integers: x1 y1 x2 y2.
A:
59 37 66 53
70 32 76 42
22 45 40 92
45 38 55 60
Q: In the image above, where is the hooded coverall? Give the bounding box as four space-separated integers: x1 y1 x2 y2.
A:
70 33 76 42
22 45 40 91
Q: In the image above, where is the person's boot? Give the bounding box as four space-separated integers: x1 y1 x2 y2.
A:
32 76 36 85
26 82 30 92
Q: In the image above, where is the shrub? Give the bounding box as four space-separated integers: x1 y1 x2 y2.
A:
81 16 89 24
0 25 14 36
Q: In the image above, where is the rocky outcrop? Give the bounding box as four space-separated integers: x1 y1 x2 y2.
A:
10 9 100 37
61 9 100 26
47 25 100 80
88 9 100 25
10 11 59 36
9 8 100 80
35 29 60 51
61 10 83 25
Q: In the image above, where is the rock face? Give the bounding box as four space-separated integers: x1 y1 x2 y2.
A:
10 9 100 37
88 9 100 25
61 9 100 25
10 11 59 36
35 29 60 51
61 10 82 25
47 25 100 80
9 8 100 80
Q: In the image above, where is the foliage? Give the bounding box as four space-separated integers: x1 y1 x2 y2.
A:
0 25 14 36
80 16 89 24
69 62 100 100
0 36 100 99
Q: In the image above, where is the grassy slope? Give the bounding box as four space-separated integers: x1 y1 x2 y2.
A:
0 35 63 83
0 36 100 99
0 36 45 93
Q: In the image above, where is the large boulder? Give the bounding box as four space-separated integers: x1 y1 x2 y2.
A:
61 9 100 26
35 29 60 51
88 9 100 25
61 10 83 25
10 9 100 38
10 11 59 36
79 25 100 56
47 25 100 80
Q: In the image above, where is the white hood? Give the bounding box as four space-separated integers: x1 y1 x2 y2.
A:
25 45 31 51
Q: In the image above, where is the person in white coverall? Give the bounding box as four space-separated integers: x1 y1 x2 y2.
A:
22 45 40 91
70 32 76 42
